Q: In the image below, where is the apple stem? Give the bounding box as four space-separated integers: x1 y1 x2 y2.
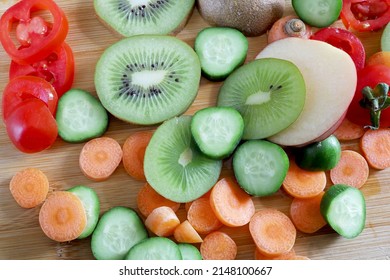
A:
359 83 390 130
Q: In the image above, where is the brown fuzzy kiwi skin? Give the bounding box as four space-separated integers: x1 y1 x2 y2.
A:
94 5 195 38
197 0 285 37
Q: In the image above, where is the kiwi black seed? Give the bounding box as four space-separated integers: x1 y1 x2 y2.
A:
94 0 195 37
94 35 201 125
217 57 306 140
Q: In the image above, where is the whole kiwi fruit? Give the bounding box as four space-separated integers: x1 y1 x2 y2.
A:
197 0 285 37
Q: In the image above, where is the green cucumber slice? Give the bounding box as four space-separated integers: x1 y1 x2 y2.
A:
178 243 202 260
91 206 148 260
320 184 366 239
381 22 390 51
125 237 182 260
67 185 100 239
233 140 289 196
191 107 244 159
292 0 342 28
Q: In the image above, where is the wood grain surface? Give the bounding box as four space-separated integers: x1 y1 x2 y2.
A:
1 0 390 260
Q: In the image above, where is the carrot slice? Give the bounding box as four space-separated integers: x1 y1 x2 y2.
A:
360 128 390 170
137 182 180 217
290 192 327 234
330 150 369 189
249 208 296 257
39 191 87 242
200 231 237 260
255 247 296 260
209 177 255 227
144 206 180 237
187 197 223 235
122 131 153 181
79 137 123 181
333 118 365 141
184 189 212 212
173 220 203 243
9 168 49 208
282 159 326 198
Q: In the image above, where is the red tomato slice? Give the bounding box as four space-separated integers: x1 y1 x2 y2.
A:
2 76 58 121
9 43 75 97
310 27 365 71
347 64 390 127
0 0 68 64
341 0 390 31
5 98 58 153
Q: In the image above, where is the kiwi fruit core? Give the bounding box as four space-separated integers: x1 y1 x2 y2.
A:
94 35 201 125
94 0 195 37
217 58 306 140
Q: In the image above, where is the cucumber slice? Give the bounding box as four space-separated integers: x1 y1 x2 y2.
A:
125 237 182 260
381 22 390 51
56 89 108 143
178 243 202 260
292 0 342 28
91 206 148 260
320 184 366 239
194 27 248 81
191 107 244 159
67 185 100 239
233 140 289 196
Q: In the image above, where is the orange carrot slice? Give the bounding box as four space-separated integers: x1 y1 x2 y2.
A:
360 128 390 170
187 197 223 235
137 182 180 217
282 160 327 198
173 220 203 243
290 192 327 234
255 247 296 260
144 206 180 237
122 131 153 181
249 208 296 257
79 137 123 181
184 189 212 212
209 177 255 227
200 231 237 260
39 191 87 242
9 168 49 208
333 118 365 141
330 150 369 189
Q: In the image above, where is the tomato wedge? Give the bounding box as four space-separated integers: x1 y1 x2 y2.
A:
341 0 390 31
9 43 75 97
0 0 68 64
2 76 58 121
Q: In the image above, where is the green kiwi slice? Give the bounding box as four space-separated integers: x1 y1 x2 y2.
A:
94 35 201 125
217 58 306 140
144 115 222 203
94 0 195 37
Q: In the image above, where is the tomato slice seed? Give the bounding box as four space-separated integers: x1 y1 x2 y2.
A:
16 16 48 46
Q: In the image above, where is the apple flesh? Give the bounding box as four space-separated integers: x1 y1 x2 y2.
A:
256 38 357 146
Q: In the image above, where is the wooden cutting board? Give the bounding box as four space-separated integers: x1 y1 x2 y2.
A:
1 0 389 260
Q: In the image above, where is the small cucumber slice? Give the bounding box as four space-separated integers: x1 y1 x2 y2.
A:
125 237 182 260
56 89 108 143
295 135 341 171
91 206 148 260
320 184 366 239
178 243 202 260
195 27 248 81
292 0 342 28
381 22 390 51
191 107 244 159
233 140 289 196
67 185 100 239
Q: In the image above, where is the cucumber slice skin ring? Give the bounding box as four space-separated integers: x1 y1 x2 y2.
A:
320 184 366 239
125 237 183 260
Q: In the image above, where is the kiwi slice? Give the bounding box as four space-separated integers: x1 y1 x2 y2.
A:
94 35 201 125
217 58 306 140
144 115 222 203
94 0 195 37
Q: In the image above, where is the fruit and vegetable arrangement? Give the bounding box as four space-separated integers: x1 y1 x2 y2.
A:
1 0 390 260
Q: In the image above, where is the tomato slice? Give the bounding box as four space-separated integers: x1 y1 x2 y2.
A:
347 64 390 127
5 98 58 153
9 43 75 97
311 27 365 71
341 0 390 31
0 0 68 64
2 76 58 121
